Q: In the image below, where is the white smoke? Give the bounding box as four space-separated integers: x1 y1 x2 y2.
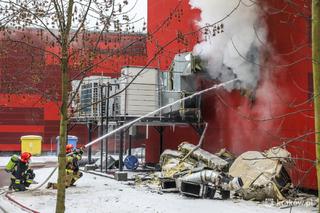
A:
189 0 267 91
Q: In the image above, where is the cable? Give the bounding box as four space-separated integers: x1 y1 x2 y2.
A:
5 192 39 213
27 166 58 191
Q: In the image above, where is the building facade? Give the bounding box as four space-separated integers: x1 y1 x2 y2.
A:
0 31 147 152
146 0 315 190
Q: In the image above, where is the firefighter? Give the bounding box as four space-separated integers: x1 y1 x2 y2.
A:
66 144 84 186
47 144 83 189
7 152 35 191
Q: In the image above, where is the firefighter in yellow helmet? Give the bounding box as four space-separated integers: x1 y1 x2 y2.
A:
47 144 83 189
6 152 35 191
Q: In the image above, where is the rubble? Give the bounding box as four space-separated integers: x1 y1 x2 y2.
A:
160 178 177 191
159 142 240 199
229 147 292 201
113 139 312 208
215 148 236 165
159 142 294 203
160 149 198 178
178 142 229 171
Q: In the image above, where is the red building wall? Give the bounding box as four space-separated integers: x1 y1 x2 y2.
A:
0 31 147 152
147 0 316 189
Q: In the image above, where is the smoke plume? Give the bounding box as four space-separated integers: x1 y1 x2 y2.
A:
189 0 266 91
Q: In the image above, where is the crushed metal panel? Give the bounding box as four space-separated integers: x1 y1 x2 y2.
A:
161 157 196 178
178 142 229 170
229 147 292 201
159 149 182 166
160 149 197 178
229 151 278 187
180 181 206 198
160 178 178 192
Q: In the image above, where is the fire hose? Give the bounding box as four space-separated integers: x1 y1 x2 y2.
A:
4 191 39 213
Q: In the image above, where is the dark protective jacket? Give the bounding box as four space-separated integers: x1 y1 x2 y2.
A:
12 160 31 180
10 159 35 191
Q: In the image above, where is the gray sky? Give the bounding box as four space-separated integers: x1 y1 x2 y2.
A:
128 0 148 32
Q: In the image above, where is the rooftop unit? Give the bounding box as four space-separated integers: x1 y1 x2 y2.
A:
70 53 202 123
160 52 202 121
71 76 118 119
118 66 159 116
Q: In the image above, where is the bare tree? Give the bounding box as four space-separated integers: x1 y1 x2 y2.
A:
0 0 146 211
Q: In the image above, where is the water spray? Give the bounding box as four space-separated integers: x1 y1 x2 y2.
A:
84 79 238 148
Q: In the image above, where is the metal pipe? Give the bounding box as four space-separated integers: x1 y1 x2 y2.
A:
180 170 243 191
105 83 110 173
181 122 208 162
87 122 92 164
100 85 104 172
84 79 237 149
181 170 220 184
129 134 132 156
119 129 124 171
159 126 164 156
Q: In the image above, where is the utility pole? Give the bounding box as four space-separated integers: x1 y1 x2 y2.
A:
312 0 320 209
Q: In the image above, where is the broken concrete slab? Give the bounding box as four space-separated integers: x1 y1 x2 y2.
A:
115 171 128 181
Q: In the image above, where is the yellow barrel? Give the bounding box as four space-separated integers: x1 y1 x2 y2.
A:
20 135 42 155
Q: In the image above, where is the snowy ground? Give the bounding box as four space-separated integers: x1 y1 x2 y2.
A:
0 167 316 213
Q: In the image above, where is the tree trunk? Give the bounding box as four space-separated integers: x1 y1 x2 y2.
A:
55 1 74 212
312 0 320 211
55 46 69 213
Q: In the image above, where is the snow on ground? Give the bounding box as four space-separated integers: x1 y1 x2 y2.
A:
0 167 315 213
0 195 25 213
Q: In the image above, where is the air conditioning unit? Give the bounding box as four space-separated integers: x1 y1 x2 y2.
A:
118 66 159 116
71 76 116 118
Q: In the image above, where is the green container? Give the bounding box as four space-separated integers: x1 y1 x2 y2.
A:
5 155 19 172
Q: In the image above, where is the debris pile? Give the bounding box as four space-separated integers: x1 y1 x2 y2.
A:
159 142 293 202
159 142 242 199
229 147 292 201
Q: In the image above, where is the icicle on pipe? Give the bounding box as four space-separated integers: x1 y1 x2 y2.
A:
85 79 238 148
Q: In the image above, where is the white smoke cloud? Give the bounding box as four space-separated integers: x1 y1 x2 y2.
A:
189 0 267 91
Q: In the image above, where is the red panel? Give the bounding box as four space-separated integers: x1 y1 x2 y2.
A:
144 127 161 164
44 102 60 120
147 0 200 70
0 125 44 133
45 46 60 65
0 94 44 108
0 144 21 151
